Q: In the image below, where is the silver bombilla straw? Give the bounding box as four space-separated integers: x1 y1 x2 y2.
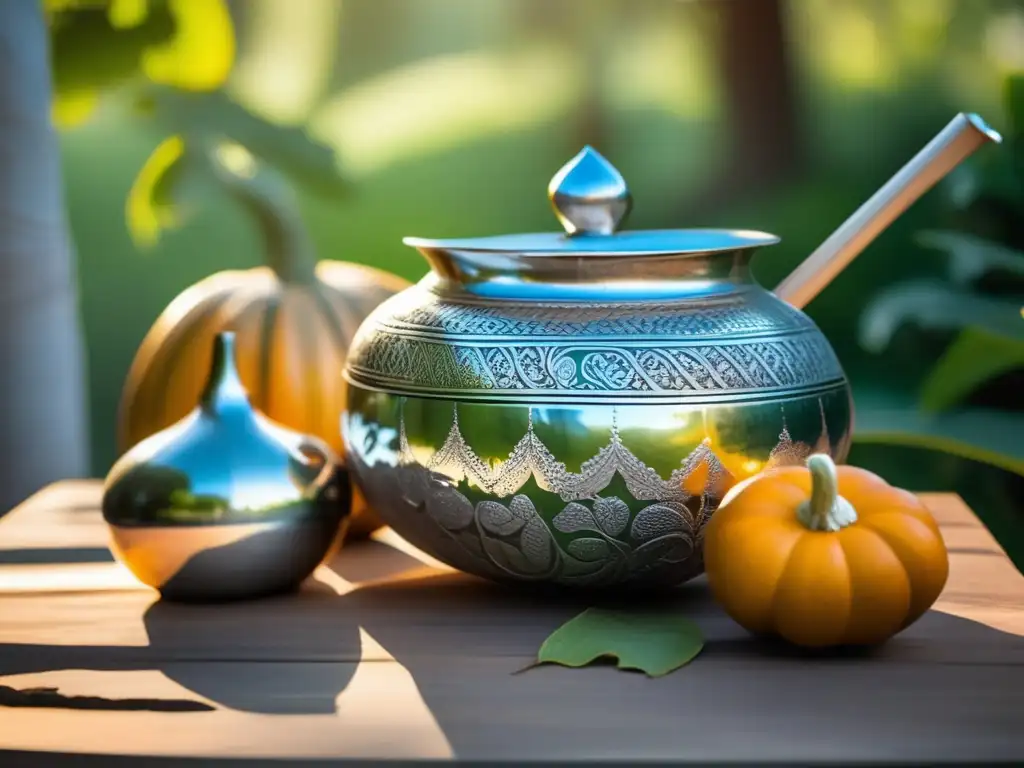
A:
774 113 1003 310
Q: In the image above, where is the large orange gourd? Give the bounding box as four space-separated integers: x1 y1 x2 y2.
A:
703 454 949 648
118 159 410 537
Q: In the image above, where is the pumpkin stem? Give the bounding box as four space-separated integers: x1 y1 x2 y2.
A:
209 143 318 285
797 453 857 532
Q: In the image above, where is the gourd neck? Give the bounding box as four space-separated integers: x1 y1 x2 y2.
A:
199 332 253 416
797 454 858 532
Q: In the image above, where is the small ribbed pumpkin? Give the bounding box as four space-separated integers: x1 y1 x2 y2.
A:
117 154 410 537
704 454 949 648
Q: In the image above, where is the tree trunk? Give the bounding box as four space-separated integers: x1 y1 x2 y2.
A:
687 0 802 215
0 0 89 513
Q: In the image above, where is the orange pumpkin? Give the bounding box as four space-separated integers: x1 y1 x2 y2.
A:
118 259 409 537
703 453 949 648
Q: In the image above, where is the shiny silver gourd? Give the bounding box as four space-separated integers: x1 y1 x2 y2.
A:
103 332 350 601
342 114 1001 590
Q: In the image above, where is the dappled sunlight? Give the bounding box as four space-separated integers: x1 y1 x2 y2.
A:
801 2 897 90
606 21 719 119
891 0 956 65
229 0 341 124
944 50 1007 116
141 0 235 92
370 528 454 573
0 562 142 594
985 8 1024 75
309 45 580 178
331 628 454 760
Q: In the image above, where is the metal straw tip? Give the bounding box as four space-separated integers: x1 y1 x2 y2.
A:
964 113 1003 144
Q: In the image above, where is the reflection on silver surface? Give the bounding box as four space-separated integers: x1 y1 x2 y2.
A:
548 144 632 236
344 391 847 589
103 332 351 601
342 146 861 590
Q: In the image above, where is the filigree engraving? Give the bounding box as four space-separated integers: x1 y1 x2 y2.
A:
345 286 847 402
372 288 814 339
349 400 828 588
766 401 831 469
412 406 718 504
347 332 844 397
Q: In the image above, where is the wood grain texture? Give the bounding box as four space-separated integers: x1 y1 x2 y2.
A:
0 481 1022 764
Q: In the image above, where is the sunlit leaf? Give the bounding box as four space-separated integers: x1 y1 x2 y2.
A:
126 134 189 247
44 0 109 13
108 0 150 29
916 230 1024 285
919 326 1024 413
528 608 703 677
141 0 234 92
858 279 1023 354
48 3 173 98
51 89 99 129
853 387 1024 477
214 142 259 181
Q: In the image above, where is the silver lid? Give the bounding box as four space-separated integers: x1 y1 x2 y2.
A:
404 146 780 256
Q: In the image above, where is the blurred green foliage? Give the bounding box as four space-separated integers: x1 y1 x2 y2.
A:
848 441 1024 573
52 0 1024 560
857 73 1024 479
48 0 346 251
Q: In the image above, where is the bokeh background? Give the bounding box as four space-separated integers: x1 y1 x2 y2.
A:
6 0 1024 559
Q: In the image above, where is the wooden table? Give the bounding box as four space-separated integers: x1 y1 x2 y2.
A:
0 482 1022 766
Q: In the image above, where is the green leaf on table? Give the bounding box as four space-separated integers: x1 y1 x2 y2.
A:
857 279 1023 354
920 326 1024 413
528 608 703 677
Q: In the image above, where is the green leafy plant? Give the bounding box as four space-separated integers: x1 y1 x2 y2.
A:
46 0 346 247
856 74 1024 474
523 608 704 677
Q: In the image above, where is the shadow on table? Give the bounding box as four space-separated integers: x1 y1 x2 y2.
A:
0 547 114 565
2 537 1024 754
327 570 1024 760
0 582 362 714
0 539 422 715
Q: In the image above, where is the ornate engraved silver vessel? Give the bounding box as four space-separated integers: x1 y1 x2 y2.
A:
342 115 1000 590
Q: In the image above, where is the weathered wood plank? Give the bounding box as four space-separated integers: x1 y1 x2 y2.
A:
0 481 108 554
0 649 1022 763
0 482 1021 763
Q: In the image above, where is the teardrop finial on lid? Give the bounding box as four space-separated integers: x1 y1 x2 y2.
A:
548 145 632 236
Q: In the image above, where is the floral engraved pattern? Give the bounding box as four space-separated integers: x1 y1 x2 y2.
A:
344 287 845 401
347 399 829 589
593 497 630 537
372 288 814 338
346 333 844 398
